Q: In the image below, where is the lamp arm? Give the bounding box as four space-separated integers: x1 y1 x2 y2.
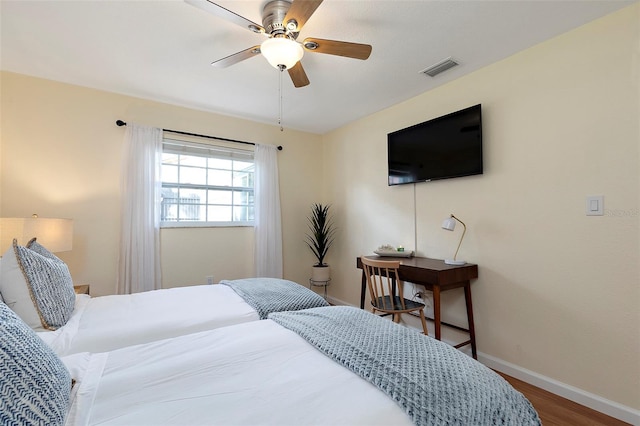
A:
451 215 466 261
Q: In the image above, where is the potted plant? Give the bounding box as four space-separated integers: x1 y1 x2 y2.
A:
305 203 336 282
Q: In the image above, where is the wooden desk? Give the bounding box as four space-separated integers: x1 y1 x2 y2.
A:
356 256 479 359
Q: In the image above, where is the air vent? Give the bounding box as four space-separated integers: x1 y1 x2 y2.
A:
420 57 459 77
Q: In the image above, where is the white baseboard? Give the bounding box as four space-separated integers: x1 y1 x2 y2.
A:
478 353 639 425
325 296 639 425
325 295 349 306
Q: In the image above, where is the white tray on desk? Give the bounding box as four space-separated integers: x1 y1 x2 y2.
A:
373 250 414 258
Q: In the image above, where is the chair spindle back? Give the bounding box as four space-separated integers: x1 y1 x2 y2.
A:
361 257 404 311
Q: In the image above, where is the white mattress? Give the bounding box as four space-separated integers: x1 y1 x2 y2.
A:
38 285 259 356
63 319 412 426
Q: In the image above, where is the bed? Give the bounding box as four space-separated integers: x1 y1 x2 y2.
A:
2 303 540 426
37 278 328 356
0 238 328 356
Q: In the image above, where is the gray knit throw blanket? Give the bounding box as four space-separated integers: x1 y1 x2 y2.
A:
219 278 328 319
269 306 541 426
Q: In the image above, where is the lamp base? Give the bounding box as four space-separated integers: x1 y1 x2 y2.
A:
444 259 466 265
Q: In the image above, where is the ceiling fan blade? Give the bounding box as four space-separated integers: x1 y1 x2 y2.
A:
283 0 323 33
211 46 261 68
288 62 310 88
185 0 265 34
303 38 372 60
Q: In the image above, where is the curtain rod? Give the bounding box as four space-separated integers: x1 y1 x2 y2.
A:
115 120 282 151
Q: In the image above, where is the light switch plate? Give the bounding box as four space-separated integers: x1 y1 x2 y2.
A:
586 195 604 216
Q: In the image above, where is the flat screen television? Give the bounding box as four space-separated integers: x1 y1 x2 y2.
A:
387 104 483 186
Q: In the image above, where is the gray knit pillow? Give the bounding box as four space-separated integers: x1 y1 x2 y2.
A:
27 238 62 261
0 240 75 330
0 301 72 425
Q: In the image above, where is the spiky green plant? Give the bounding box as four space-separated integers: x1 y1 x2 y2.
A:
305 203 336 267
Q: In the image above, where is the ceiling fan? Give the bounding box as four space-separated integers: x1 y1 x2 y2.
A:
185 0 372 88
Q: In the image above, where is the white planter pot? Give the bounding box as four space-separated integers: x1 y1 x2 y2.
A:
311 265 331 282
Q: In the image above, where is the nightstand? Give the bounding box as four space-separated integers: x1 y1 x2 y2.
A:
73 285 90 295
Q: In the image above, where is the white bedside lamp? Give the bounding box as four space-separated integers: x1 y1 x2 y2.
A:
0 215 73 254
441 214 466 265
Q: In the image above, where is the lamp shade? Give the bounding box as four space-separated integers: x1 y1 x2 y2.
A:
0 217 73 254
441 217 457 231
260 37 304 70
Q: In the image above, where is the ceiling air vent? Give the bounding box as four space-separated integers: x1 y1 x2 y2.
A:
420 57 459 77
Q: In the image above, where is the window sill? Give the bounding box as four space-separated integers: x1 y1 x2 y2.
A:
160 221 254 229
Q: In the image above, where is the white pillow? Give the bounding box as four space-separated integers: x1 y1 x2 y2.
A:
0 239 75 331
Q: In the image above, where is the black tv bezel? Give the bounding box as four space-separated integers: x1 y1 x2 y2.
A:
387 104 483 186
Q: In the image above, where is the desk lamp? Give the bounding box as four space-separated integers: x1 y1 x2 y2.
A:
441 214 466 265
0 215 73 254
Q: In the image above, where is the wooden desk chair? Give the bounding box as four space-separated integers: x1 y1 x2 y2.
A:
361 256 429 335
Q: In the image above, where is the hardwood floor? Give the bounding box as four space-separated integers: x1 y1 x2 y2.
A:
498 373 631 425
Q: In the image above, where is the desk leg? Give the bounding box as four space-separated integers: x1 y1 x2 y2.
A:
360 270 366 309
433 286 442 341
464 283 477 359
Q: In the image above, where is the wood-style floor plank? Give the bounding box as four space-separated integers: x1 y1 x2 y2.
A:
498 373 631 426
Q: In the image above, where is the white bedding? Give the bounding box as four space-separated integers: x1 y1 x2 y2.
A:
63 319 412 426
38 285 258 356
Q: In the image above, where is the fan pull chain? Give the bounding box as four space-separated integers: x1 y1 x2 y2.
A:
278 67 284 132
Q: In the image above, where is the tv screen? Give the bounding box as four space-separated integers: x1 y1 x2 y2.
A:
387 104 483 185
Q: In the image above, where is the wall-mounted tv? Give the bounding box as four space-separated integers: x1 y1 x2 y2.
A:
387 104 483 186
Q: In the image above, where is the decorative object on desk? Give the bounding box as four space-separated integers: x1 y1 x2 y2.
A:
374 244 414 258
0 215 73 254
441 214 466 265
305 203 336 282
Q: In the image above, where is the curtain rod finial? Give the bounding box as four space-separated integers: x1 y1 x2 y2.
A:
116 120 127 127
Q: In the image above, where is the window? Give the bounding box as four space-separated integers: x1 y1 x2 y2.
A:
160 138 254 227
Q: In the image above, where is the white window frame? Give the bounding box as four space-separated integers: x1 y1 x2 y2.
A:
160 137 255 228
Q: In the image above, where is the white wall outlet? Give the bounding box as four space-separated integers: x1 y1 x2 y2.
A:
206 275 216 285
586 195 604 216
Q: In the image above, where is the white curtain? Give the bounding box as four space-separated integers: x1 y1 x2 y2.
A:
254 144 283 278
117 123 163 294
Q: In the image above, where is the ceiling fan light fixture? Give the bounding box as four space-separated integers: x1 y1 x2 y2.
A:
261 37 304 70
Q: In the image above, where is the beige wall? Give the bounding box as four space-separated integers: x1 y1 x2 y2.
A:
0 72 323 296
322 5 639 410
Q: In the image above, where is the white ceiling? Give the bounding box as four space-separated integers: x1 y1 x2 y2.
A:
1 0 634 134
